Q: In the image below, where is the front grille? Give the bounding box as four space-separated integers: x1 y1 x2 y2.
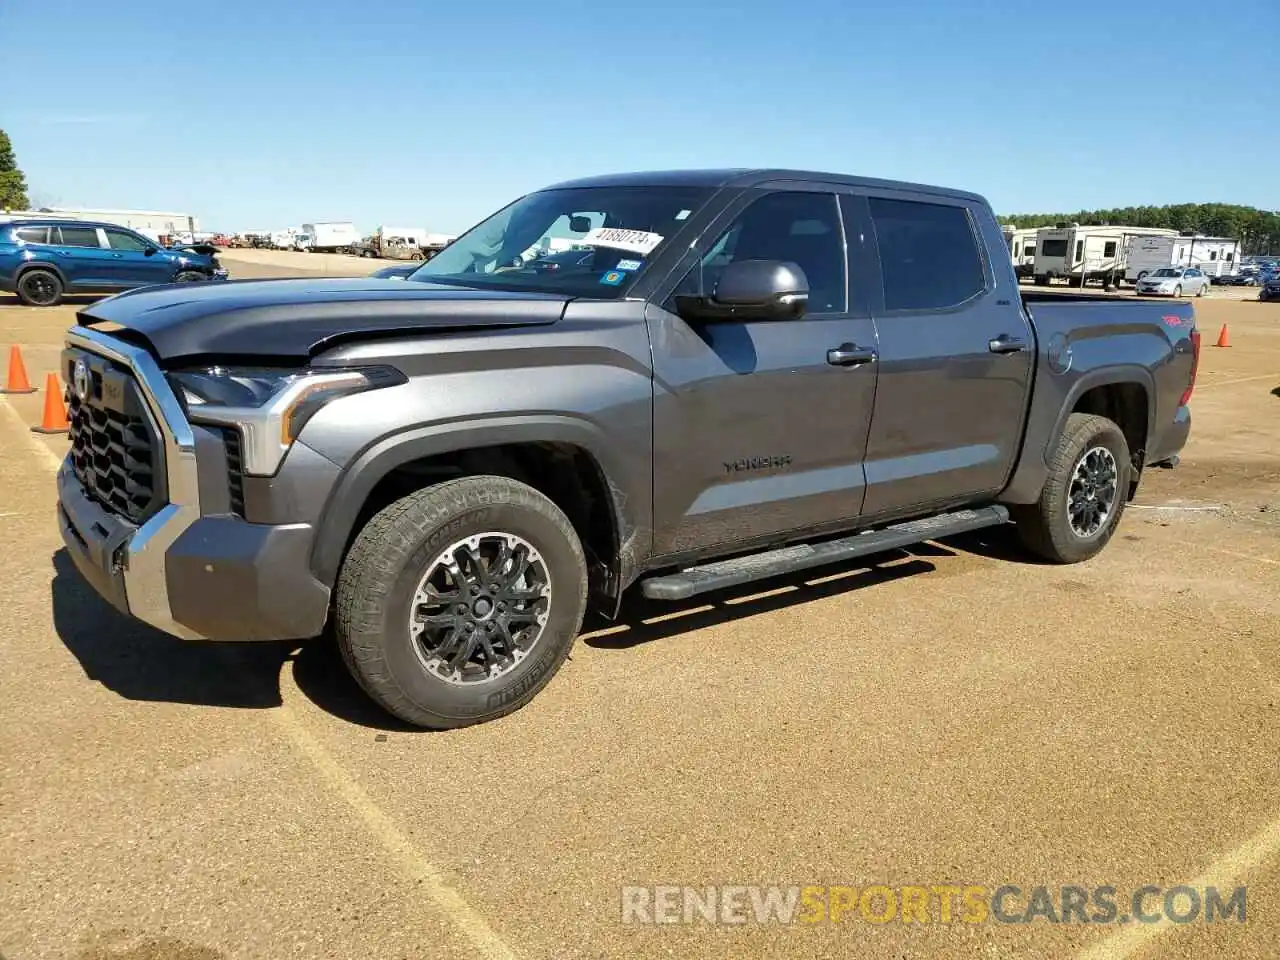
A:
66 352 167 525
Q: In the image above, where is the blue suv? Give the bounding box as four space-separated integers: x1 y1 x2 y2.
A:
0 219 228 306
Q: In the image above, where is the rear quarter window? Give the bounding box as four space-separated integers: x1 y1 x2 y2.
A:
15 226 51 244
869 198 987 311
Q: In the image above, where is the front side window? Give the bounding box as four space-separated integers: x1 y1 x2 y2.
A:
869 197 986 311
685 191 847 314
57 226 102 248
104 228 151 253
407 185 712 298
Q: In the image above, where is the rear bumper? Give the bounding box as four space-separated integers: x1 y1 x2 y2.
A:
1148 404 1191 467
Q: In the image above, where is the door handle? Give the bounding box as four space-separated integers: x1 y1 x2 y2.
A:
988 334 1027 354
111 253 123 259
826 343 877 367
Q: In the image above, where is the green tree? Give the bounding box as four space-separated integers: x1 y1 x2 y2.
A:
0 129 31 210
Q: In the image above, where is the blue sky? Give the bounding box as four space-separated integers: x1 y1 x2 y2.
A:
2 0 1274 234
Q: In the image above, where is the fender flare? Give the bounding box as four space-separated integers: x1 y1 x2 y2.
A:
309 414 645 590
1045 365 1157 462
15 259 68 288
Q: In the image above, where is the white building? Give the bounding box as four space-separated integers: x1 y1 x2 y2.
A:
0 207 198 241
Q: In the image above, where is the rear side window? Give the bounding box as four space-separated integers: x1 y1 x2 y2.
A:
15 226 51 244
869 198 986 311
57 226 102 248
1040 238 1067 258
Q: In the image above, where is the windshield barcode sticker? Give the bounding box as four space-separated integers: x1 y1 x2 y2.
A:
580 228 664 256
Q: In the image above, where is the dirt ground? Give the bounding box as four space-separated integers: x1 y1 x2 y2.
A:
1 262 1278 960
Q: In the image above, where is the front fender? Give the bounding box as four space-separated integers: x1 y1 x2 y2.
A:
309 414 647 589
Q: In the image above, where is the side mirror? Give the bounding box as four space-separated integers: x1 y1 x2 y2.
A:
144 246 158 256
675 260 809 322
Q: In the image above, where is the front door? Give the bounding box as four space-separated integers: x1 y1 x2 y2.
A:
649 189 879 561
851 193 1034 518
102 227 170 287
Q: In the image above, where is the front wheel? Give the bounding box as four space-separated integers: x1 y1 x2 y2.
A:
1173 285 1182 297
335 476 588 729
1011 413 1131 563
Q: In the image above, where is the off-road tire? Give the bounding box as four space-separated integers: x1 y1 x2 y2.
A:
335 476 588 729
16 268 63 306
1012 413 1131 564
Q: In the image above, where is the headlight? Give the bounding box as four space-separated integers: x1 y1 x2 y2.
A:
169 365 404 476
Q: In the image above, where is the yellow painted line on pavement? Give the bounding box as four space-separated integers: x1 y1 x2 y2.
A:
0 395 65 471
1193 372 1279 389
2 396 517 960
268 683 522 960
1075 814 1280 960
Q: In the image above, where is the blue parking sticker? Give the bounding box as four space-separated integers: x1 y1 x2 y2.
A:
599 270 625 286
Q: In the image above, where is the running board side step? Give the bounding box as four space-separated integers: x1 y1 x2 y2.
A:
639 506 1010 602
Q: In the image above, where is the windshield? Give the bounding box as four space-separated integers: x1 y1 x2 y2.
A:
1152 268 1181 277
406 185 713 297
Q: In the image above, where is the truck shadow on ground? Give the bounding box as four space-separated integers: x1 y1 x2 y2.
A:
1 294 103 308
49 523 1038 731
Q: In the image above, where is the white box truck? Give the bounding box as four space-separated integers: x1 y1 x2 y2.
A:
303 221 362 254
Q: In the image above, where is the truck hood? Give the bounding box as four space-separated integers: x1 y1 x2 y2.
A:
76 277 571 362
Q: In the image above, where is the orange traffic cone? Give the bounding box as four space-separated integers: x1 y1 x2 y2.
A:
31 373 69 435
2 345 36 394
1214 324 1230 348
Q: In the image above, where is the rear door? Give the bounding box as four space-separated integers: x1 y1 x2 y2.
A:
648 187 879 560
849 192 1035 518
51 224 116 289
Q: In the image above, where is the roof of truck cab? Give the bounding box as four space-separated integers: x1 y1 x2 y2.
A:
541 168 989 204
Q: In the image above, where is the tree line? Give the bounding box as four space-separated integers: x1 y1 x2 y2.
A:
998 203 1280 255
0 128 30 210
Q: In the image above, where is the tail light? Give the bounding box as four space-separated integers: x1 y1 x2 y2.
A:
1179 327 1201 406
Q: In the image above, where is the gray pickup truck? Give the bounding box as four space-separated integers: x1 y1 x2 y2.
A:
56 169 1199 728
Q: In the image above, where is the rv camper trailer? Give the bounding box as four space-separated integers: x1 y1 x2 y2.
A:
1124 235 1241 282
1033 224 1178 286
1001 226 1039 279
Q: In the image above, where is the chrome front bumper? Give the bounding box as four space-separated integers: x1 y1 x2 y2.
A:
58 326 205 641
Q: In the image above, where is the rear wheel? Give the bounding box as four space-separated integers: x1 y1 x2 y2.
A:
1197 282 1207 297
1012 413 1131 563
16 268 63 306
335 476 588 729
174 270 206 283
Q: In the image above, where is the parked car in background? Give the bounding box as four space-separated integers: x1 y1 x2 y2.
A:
1259 276 1280 302
0 219 228 306
1216 271 1260 286
1135 267 1209 298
